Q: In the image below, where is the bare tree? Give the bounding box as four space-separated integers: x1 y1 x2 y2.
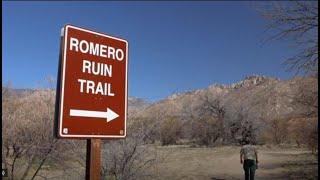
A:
227 106 259 145
270 117 289 145
2 88 65 180
292 77 318 117
190 93 226 146
201 94 225 139
258 1 318 75
288 117 318 153
101 117 163 180
191 116 221 147
159 116 182 145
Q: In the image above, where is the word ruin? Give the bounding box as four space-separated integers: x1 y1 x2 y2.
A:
82 60 112 77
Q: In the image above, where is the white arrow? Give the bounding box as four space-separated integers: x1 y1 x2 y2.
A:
69 108 119 122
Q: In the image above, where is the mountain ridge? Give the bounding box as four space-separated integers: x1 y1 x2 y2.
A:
3 75 316 122
132 75 317 125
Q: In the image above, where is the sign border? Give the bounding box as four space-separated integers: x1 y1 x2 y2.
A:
57 24 128 138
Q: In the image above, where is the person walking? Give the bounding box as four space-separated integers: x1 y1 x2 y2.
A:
240 140 258 180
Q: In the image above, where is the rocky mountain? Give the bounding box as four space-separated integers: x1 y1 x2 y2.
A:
128 97 150 116
3 75 317 146
3 75 317 125
3 87 151 116
133 75 317 127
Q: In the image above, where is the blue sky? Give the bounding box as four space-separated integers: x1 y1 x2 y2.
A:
3 2 296 101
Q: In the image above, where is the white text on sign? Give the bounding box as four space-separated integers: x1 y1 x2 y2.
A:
69 37 124 96
70 37 124 61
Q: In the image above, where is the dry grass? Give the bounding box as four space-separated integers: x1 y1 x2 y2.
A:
150 145 318 180
3 145 317 180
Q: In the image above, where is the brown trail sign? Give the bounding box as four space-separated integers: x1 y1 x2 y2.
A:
55 24 128 139
55 24 128 180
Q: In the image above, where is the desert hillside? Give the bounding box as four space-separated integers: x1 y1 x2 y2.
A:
2 75 318 180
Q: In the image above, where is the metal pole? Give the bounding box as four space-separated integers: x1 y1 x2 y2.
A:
86 139 101 180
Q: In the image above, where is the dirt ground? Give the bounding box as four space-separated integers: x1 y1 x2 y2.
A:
151 145 318 180
4 145 317 180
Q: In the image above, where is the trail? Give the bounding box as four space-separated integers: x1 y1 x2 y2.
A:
155 145 317 180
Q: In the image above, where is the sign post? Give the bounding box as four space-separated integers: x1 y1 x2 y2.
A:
55 24 128 180
86 139 101 180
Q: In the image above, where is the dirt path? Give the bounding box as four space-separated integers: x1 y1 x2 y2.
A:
154 145 318 180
